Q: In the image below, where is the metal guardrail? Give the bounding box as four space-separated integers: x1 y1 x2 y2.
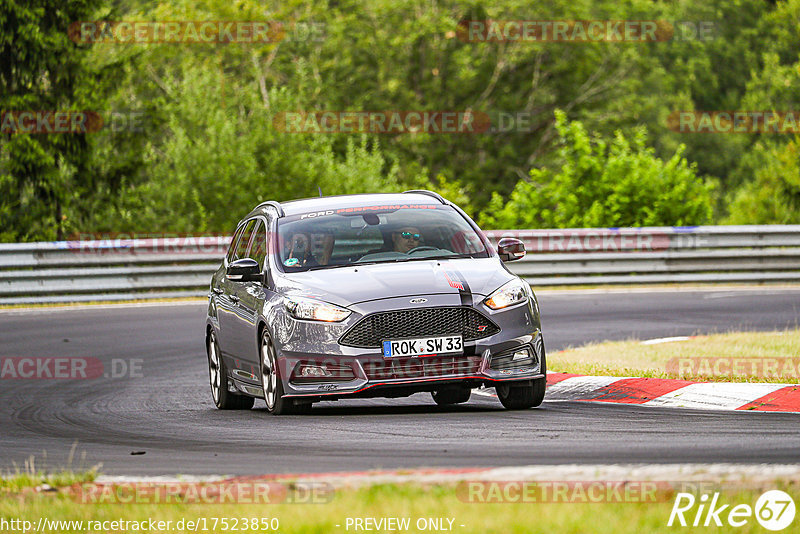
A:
1 226 799 304
0 237 227 304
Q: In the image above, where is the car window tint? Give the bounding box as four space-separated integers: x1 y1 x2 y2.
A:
329 225 383 260
233 219 256 261
226 225 244 262
276 205 488 271
249 220 268 271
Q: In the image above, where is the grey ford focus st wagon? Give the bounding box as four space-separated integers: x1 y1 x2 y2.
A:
205 190 546 414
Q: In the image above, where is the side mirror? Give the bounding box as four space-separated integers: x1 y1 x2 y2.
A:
226 258 261 282
497 238 526 262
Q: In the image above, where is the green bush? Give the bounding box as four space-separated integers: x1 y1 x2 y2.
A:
479 110 715 229
724 139 800 224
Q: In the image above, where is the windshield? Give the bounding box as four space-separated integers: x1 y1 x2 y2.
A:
275 204 488 272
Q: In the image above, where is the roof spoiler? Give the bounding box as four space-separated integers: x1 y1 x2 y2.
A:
253 200 285 217
402 189 446 204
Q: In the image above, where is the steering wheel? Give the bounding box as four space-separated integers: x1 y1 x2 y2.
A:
407 246 438 254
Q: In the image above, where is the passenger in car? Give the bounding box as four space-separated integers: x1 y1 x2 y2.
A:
314 231 335 265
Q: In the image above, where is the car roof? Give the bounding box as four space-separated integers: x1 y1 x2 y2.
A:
246 192 447 219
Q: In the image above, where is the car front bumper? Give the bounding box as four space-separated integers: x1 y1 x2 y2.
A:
269 294 546 400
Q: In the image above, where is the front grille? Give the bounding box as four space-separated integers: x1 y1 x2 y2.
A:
339 306 500 348
362 356 482 381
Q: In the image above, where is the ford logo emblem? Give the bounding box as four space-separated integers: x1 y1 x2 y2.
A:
409 298 427 304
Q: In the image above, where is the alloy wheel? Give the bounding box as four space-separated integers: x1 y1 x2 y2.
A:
207 332 221 404
261 332 278 410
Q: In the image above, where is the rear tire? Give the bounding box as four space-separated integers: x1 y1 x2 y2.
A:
496 377 546 410
431 386 471 405
207 331 255 410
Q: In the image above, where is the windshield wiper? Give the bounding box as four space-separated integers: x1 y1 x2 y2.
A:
303 254 482 271
423 252 478 260
372 255 478 264
301 263 356 272
305 258 409 270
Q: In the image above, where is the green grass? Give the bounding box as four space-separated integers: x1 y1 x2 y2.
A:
549 329 800 383
0 471 97 494
2 480 799 533
1 447 100 493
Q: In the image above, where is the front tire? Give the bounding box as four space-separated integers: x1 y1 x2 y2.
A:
260 330 303 415
207 331 254 410
496 377 546 410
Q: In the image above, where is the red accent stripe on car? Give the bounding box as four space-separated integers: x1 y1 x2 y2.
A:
443 271 464 290
284 373 547 398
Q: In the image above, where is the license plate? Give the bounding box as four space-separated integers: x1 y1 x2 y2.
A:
382 335 463 358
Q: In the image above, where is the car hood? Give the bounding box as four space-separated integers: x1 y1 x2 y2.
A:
276 257 516 306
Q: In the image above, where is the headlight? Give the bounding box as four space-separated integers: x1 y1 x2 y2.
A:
284 297 351 322
484 279 529 310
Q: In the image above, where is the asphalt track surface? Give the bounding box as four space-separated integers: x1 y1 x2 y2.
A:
1 288 799 475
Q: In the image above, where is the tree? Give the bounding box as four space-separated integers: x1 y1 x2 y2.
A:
3 0 798 240
95 67 411 234
0 0 106 240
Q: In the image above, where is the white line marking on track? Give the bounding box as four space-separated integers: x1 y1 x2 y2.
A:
641 336 691 345
644 382 787 410
545 375 627 397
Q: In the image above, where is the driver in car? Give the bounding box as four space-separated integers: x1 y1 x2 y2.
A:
392 226 423 253
284 232 318 267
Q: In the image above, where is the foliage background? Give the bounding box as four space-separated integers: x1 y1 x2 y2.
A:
1 0 799 240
